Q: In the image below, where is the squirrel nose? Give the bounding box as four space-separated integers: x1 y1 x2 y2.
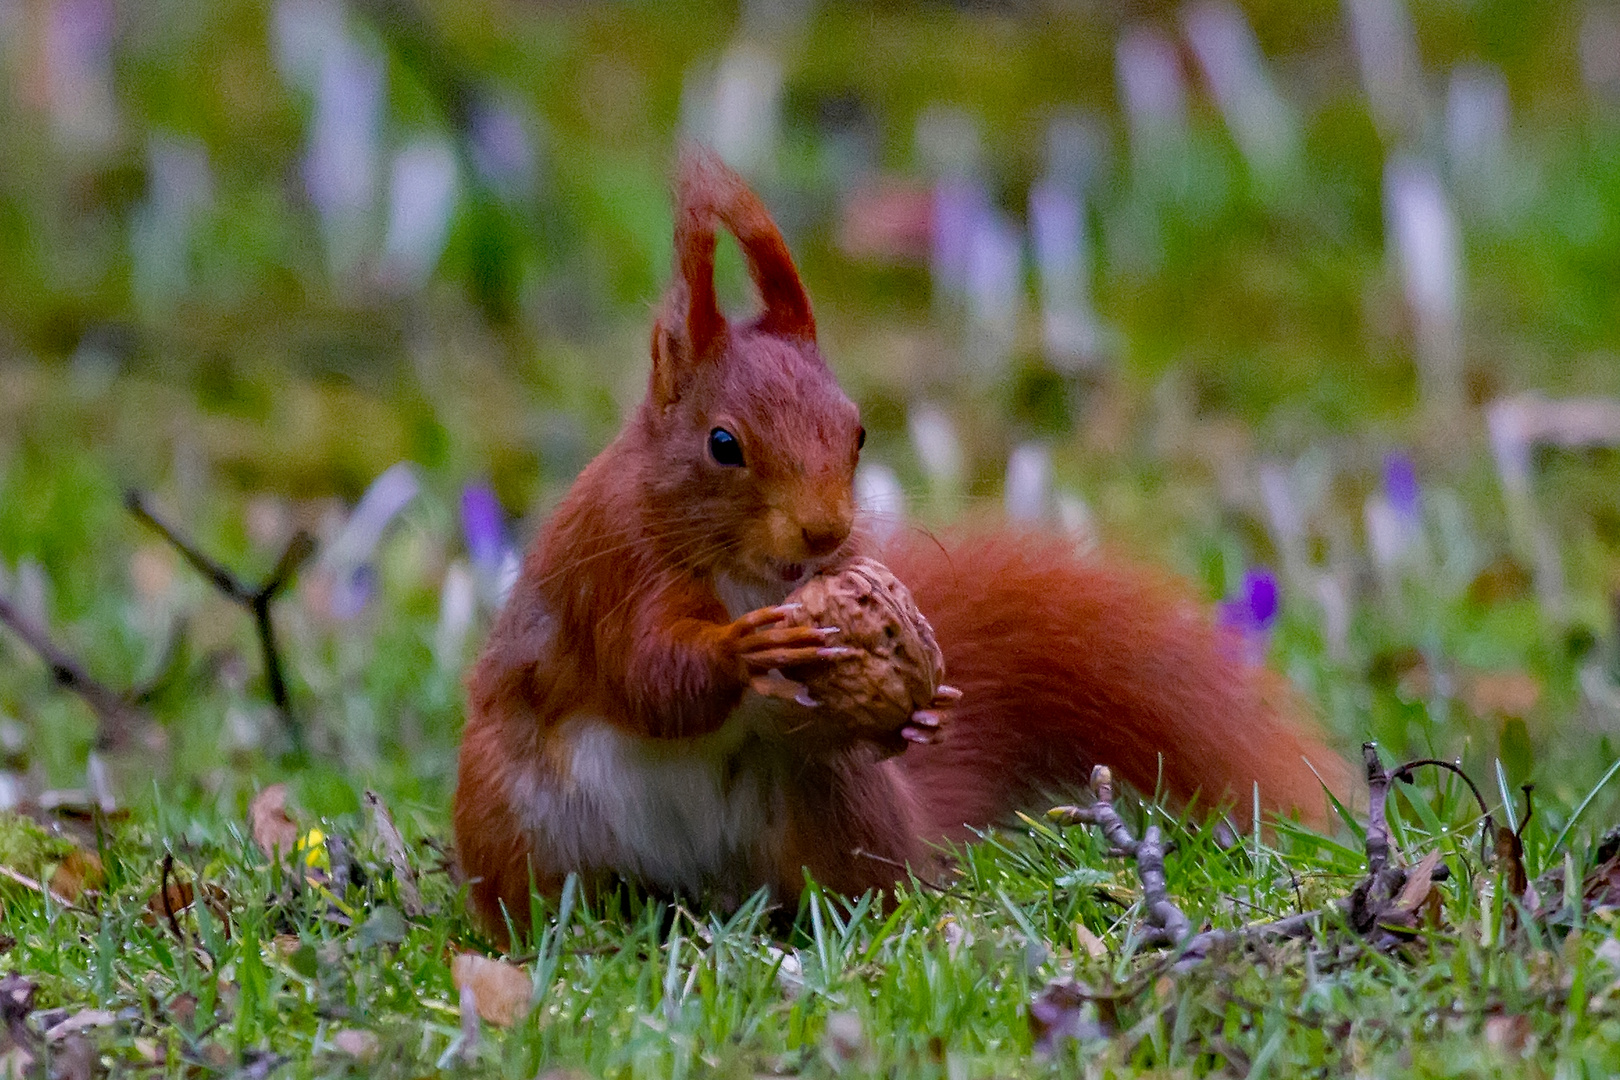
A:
801 523 848 558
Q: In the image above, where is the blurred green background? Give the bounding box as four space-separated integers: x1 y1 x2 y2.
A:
2 0 1620 827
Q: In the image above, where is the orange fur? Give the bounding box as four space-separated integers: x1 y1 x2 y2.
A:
884 529 1349 840
452 149 1347 940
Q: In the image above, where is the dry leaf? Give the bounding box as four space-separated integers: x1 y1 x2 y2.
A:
48 849 105 903
1463 671 1541 718
1582 856 1620 912
143 877 230 929
198 1042 233 1068
1073 922 1107 960
1484 1011 1533 1055
250 784 300 862
166 992 198 1029
1387 850 1445 931
451 953 532 1027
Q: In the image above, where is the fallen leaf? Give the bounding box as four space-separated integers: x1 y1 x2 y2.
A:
1495 826 1531 903
144 878 195 931
143 878 230 929
451 953 532 1027
48 849 104 903
196 1042 233 1068
1386 850 1446 932
1073 923 1107 960
1582 856 1620 912
331 1029 379 1061
166 992 198 1029
250 784 300 863
1463 671 1541 718
1484 1011 1533 1055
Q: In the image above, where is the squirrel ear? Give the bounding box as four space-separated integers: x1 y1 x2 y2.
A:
676 146 816 343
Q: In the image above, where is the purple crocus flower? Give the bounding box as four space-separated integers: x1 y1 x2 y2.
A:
460 484 507 577
1218 567 1280 664
1383 451 1422 523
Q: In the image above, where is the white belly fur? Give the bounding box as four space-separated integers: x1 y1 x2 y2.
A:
506 702 792 897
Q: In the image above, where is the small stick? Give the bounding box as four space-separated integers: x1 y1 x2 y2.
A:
1363 743 1394 876
0 594 145 749
126 491 314 751
365 790 425 918
159 852 187 947
1050 766 1193 947
0 863 74 908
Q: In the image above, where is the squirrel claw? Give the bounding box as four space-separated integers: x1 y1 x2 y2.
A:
900 724 941 745
933 684 963 705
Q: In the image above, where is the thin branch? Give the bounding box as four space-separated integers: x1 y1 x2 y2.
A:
0 593 145 749
0 862 74 907
1050 765 1192 947
126 491 314 752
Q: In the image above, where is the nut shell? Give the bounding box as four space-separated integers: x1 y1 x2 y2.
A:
780 557 943 731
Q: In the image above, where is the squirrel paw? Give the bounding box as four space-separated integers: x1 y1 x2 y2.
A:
865 684 959 759
898 684 960 746
723 605 853 682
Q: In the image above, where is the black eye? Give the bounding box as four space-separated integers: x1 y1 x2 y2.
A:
856 426 866 451
708 427 744 467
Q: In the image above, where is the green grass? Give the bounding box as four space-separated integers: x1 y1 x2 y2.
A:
8 751 1620 1076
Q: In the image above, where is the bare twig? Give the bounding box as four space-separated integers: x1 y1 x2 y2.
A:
1390 756 1496 864
1050 766 1192 947
0 863 74 907
0 593 146 749
159 852 187 947
1048 744 1475 968
126 491 314 752
365 790 425 918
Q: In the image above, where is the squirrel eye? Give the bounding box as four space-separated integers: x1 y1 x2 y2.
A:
708 427 745 467
856 426 866 451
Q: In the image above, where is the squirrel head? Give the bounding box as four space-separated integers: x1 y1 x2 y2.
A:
634 148 862 591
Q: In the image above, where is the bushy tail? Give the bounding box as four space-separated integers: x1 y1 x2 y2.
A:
881 528 1349 839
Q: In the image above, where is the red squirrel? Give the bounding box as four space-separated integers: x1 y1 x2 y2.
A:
454 149 1348 935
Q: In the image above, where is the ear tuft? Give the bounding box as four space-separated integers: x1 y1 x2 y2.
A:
674 146 816 343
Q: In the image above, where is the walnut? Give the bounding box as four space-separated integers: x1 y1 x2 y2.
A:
780 557 944 731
